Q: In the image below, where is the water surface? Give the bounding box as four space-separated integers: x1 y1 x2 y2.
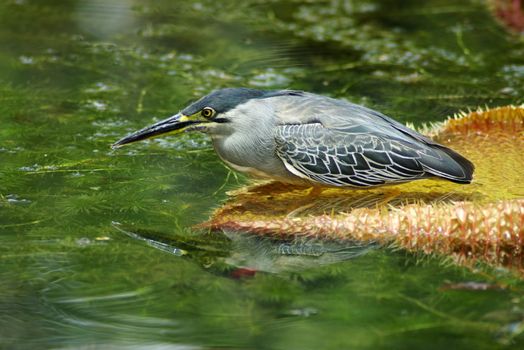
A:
1 0 524 348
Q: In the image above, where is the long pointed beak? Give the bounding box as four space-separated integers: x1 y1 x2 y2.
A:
112 113 199 149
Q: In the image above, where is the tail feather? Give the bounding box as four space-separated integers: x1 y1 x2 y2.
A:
422 146 475 184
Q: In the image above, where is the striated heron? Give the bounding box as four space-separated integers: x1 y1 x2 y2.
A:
113 88 474 188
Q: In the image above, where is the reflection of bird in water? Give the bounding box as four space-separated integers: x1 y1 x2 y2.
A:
112 222 376 275
222 231 376 274
113 88 474 189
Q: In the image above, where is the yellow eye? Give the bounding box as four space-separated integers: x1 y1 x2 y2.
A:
201 107 215 118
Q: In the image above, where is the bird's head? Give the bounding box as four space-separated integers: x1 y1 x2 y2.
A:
112 88 278 148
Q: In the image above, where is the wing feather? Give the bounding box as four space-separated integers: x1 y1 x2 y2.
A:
275 123 429 187
273 93 473 183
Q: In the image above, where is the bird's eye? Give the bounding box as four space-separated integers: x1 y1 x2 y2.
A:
201 107 215 118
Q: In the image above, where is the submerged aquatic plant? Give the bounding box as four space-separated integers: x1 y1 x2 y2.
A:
203 105 524 275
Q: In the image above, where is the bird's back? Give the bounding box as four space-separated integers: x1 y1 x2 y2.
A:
271 91 474 186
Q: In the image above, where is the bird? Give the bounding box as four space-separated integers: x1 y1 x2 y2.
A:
112 88 474 188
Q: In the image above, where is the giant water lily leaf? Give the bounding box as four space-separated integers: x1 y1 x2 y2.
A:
202 105 524 274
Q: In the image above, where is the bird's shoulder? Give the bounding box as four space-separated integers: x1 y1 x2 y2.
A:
272 92 435 146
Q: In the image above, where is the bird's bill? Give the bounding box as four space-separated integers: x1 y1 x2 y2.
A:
111 113 203 148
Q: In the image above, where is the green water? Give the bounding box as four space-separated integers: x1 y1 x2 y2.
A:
1 0 524 348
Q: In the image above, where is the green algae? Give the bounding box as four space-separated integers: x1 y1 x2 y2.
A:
1 0 524 349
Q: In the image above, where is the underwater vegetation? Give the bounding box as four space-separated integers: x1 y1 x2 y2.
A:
204 106 524 275
2 1 524 348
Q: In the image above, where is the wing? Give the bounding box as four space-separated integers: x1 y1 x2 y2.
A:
271 92 474 184
274 123 449 187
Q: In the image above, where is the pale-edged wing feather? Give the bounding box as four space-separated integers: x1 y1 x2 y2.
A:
274 123 452 187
